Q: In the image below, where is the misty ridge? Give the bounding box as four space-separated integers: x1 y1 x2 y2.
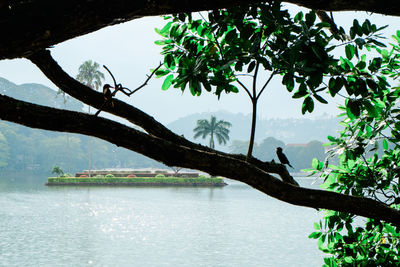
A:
0 77 342 175
168 111 342 148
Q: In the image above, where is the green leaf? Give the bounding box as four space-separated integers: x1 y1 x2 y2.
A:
165 54 175 69
308 231 322 239
344 256 354 264
370 39 386 47
177 13 186 22
346 99 359 120
305 11 316 27
365 125 372 137
384 224 397 235
294 11 303 22
189 79 201 96
312 158 319 169
202 81 212 92
293 90 308 99
328 78 335 91
230 85 239 93
345 45 355 60
366 79 377 91
283 73 295 92
363 100 379 118
362 20 372 34
224 30 237 43
154 40 167 45
314 94 328 104
327 136 337 142
329 77 344 97
355 60 366 70
302 96 314 114
247 61 256 73
162 74 174 90
155 69 171 78
352 19 363 36
383 139 388 150
157 21 173 35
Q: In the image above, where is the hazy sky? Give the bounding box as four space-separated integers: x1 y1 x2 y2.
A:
0 5 399 124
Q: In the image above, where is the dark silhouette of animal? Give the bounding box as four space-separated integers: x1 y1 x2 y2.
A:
102 84 113 104
276 147 293 168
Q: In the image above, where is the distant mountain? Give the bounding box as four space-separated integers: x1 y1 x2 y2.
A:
0 77 83 111
167 110 342 151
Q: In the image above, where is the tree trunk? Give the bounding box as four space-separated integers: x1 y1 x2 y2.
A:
247 99 257 159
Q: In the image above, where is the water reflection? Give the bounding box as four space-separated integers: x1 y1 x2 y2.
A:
0 176 324 266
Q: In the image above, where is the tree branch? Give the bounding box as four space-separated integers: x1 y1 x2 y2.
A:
1 0 399 60
28 50 182 143
236 79 253 99
256 71 275 101
1 93 400 225
27 49 299 186
127 63 163 96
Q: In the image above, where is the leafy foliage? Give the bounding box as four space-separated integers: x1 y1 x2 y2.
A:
51 165 64 177
193 116 231 149
154 2 385 158
156 2 399 265
307 31 400 265
155 3 328 100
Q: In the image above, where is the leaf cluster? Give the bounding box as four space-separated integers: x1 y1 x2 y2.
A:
155 3 334 109
308 31 400 265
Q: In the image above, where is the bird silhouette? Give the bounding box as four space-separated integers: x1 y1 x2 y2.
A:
103 84 113 104
276 147 293 168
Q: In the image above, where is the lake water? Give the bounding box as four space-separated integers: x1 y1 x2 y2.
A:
0 176 324 266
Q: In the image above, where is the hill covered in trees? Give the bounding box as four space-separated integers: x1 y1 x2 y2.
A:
0 78 163 179
0 77 83 111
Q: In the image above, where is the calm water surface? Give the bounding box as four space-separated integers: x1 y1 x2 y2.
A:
0 177 324 266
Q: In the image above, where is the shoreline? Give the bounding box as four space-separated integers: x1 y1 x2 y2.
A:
46 182 227 187
46 177 227 187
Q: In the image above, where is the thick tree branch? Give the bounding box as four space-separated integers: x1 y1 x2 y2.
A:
27 49 299 185
1 0 399 60
28 50 180 142
1 93 400 225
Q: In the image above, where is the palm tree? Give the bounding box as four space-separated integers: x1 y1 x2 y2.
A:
76 60 104 177
76 60 105 91
193 116 231 149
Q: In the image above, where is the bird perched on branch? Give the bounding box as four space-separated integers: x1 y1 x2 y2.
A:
102 84 115 106
276 147 293 168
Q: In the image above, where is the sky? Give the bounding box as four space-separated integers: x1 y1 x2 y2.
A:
0 5 399 124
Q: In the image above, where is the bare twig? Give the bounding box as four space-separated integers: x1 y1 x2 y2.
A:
95 63 162 116
236 79 252 99
256 70 276 100
127 62 163 96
